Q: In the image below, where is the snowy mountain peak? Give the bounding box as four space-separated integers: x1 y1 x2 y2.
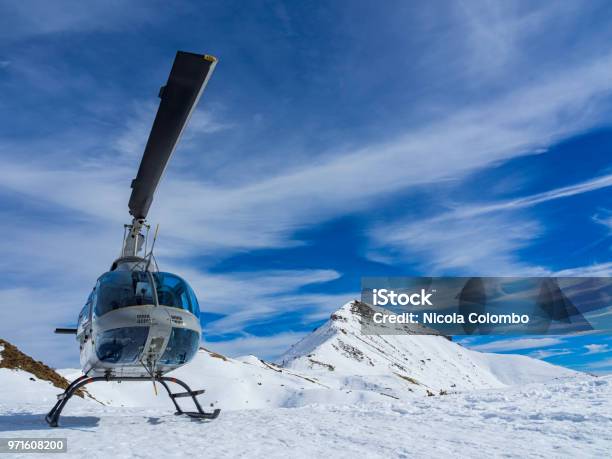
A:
278 301 577 395
326 300 448 337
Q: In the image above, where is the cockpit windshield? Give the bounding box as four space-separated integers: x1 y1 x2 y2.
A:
94 270 200 318
152 272 200 317
95 271 154 316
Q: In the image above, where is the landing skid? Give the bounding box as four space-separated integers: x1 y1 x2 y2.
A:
46 375 220 427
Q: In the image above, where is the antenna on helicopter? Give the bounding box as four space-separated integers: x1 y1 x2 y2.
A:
144 224 160 272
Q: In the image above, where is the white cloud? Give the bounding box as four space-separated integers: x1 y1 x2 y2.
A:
1 46 612 267
0 287 83 369
555 262 612 277
0 1 168 41
112 102 158 159
202 291 354 337
584 344 610 355
185 108 233 137
529 348 573 359
583 357 612 371
113 103 231 161
453 1 602 84
370 213 545 275
592 210 612 235
468 337 564 352
450 175 612 221
171 266 351 335
368 174 612 275
169 266 341 309
202 331 307 360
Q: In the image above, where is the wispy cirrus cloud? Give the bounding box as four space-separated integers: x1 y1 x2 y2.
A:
555 262 612 277
579 357 612 373
592 210 612 233
371 213 545 275
468 337 564 352
584 344 610 355
369 174 612 275
442 174 612 222
165 266 351 336
530 348 573 360
3 52 612 262
202 331 308 360
113 103 232 160
0 0 175 41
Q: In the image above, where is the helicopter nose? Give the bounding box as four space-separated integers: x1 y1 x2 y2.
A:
95 326 150 364
140 308 173 360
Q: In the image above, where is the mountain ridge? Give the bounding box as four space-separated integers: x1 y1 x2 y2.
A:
1 301 579 411
278 301 577 393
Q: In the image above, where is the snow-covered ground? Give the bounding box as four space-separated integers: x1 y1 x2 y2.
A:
1 302 609 458
1 375 610 458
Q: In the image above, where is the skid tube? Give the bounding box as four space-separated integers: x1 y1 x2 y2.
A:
46 375 220 427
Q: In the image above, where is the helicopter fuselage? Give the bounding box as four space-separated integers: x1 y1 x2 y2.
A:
76 257 202 377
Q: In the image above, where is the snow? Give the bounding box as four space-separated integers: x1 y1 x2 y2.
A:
474 352 574 386
0 368 77 407
57 348 394 410
1 372 610 458
0 301 606 457
279 301 576 395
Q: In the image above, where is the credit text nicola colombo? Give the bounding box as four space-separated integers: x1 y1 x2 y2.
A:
372 311 530 325
370 289 530 325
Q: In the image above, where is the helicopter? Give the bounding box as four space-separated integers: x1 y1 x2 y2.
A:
46 51 220 427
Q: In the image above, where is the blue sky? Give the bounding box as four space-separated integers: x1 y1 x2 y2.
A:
0 1 611 372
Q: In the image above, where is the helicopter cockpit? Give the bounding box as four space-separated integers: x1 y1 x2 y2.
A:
77 270 202 366
93 271 200 318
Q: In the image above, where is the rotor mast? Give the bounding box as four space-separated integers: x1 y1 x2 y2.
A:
120 51 217 258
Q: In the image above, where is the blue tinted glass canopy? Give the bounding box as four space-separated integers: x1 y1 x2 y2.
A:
153 272 200 317
94 270 200 318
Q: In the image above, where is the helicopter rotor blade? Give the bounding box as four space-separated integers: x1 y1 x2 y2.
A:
128 51 217 220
